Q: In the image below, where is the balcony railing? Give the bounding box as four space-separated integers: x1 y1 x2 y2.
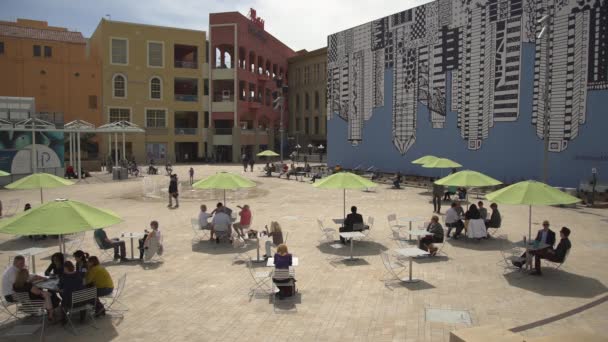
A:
146 128 169 135
174 94 198 102
174 128 198 135
213 94 234 102
214 128 233 135
174 60 198 69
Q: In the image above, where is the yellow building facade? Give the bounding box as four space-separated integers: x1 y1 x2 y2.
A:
89 19 208 163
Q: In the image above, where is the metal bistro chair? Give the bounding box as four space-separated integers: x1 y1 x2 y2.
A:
0 295 20 322
247 258 274 299
4 292 47 342
359 217 374 241
387 214 408 230
486 215 504 238
191 218 210 242
544 248 571 271
271 268 297 312
317 219 336 242
63 287 97 335
94 237 116 261
100 273 128 317
64 232 86 255
380 251 408 286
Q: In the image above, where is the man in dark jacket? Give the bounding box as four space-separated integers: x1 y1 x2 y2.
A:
168 174 179 208
534 220 556 247
340 206 363 244
530 227 572 275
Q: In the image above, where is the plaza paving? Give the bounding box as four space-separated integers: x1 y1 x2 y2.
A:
0 164 606 342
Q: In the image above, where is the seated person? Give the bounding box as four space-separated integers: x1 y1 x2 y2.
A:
334 164 342 173
278 164 289 178
529 227 571 275
73 250 89 274
310 170 323 183
445 202 465 239
393 172 402 189
139 220 163 260
13 269 59 321
24 203 32 211
464 204 481 220
457 187 467 200
477 201 488 220
286 163 296 180
233 205 252 238
419 215 444 256
65 165 76 179
270 164 277 173
485 203 501 229
85 256 113 315
340 206 363 244
444 186 457 200
264 163 272 177
210 207 232 243
211 202 233 217
2 255 30 303
44 252 65 277
304 163 311 174
198 205 212 230
94 228 128 262
272 244 296 299
263 221 284 258
513 220 556 268
58 261 85 315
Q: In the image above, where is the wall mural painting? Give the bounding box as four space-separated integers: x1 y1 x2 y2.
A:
326 0 608 154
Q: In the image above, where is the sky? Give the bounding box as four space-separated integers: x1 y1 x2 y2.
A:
1 0 432 51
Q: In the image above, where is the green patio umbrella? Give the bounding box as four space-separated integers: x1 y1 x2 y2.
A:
192 172 256 205
6 173 74 203
256 150 280 157
313 172 377 219
0 170 10 176
485 180 581 242
411 155 438 165
0 198 122 235
422 158 462 169
434 170 502 187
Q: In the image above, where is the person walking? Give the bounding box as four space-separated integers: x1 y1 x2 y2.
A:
189 167 194 186
242 153 248 172
248 156 255 172
168 174 179 208
432 181 445 213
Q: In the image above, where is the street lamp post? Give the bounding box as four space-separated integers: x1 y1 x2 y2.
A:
538 14 551 183
318 144 325 163
295 144 301 163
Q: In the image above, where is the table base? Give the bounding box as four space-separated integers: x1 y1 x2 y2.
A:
403 279 421 283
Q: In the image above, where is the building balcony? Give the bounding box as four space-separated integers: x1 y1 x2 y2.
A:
174 128 198 135
212 101 234 112
174 60 198 69
248 101 262 110
213 128 233 135
174 94 198 102
146 128 169 135
212 68 235 80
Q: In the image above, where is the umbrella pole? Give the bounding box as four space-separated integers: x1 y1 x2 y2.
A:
528 205 532 242
40 188 43 203
343 188 346 220
224 189 226 207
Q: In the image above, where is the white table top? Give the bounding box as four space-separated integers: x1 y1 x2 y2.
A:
394 247 430 258
339 231 366 239
15 247 48 256
33 277 59 291
520 241 550 251
399 217 426 222
266 256 299 267
408 229 433 237
333 218 344 224
122 232 146 238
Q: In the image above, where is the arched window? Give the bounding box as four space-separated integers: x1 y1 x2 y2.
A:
305 92 310 111
113 74 126 98
150 77 162 99
314 91 320 110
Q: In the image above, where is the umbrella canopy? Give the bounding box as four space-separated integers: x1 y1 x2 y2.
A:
0 198 122 235
313 172 377 219
0 170 10 176
422 158 462 169
256 150 280 157
192 172 256 205
6 173 74 202
485 180 581 241
411 155 438 165
434 170 502 187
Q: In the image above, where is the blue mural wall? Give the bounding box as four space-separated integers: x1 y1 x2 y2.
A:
326 0 608 187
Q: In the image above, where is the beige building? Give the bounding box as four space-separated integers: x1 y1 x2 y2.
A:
89 19 208 163
287 47 327 153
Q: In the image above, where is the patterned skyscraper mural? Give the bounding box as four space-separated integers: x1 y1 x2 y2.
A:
327 0 607 186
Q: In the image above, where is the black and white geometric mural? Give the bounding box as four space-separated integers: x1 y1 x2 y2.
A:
327 0 608 154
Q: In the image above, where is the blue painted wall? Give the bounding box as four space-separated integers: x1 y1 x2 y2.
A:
328 43 608 187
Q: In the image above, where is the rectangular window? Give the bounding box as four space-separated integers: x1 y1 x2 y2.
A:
109 108 131 122
205 41 209 63
44 46 52 58
33 45 41 57
111 38 128 64
88 95 97 109
304 117 309 134
314 117 319 134
295 118 300 131
204 111 209 128
203 79 209 96
148 42 163 67
0 42 5 55
145 109 167 128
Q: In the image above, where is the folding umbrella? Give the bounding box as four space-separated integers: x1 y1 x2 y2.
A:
422 158 462 169
313 172 377 220
256 150 279 157
192 172 256 205
5 173 74 203
411 155 438 165
0 170 10 176
485 180 581 242
434 170 502 187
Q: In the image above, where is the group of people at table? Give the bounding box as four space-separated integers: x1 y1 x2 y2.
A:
2 250 113 322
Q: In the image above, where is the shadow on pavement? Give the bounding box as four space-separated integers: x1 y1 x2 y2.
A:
503 269 608 298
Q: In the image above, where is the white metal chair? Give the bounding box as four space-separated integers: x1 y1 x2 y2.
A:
247 259 273 299
5 292 47 342
317 219 336 242
64 232 85 254
499 242 526 273
486 215 504 237
271 268 297 312
0 295 20 322
94 237 116 261
143 235 163 263
191 218 210 242
100 273 128 317
380 251 408 286
387 214 408 230
62 287 97 334
213 224 232 244
359 216 374 241
544 248 570 271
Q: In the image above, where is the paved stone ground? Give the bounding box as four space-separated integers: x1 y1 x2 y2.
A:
0 164 606 342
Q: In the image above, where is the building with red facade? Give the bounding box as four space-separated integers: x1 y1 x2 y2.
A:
208 10 295 162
